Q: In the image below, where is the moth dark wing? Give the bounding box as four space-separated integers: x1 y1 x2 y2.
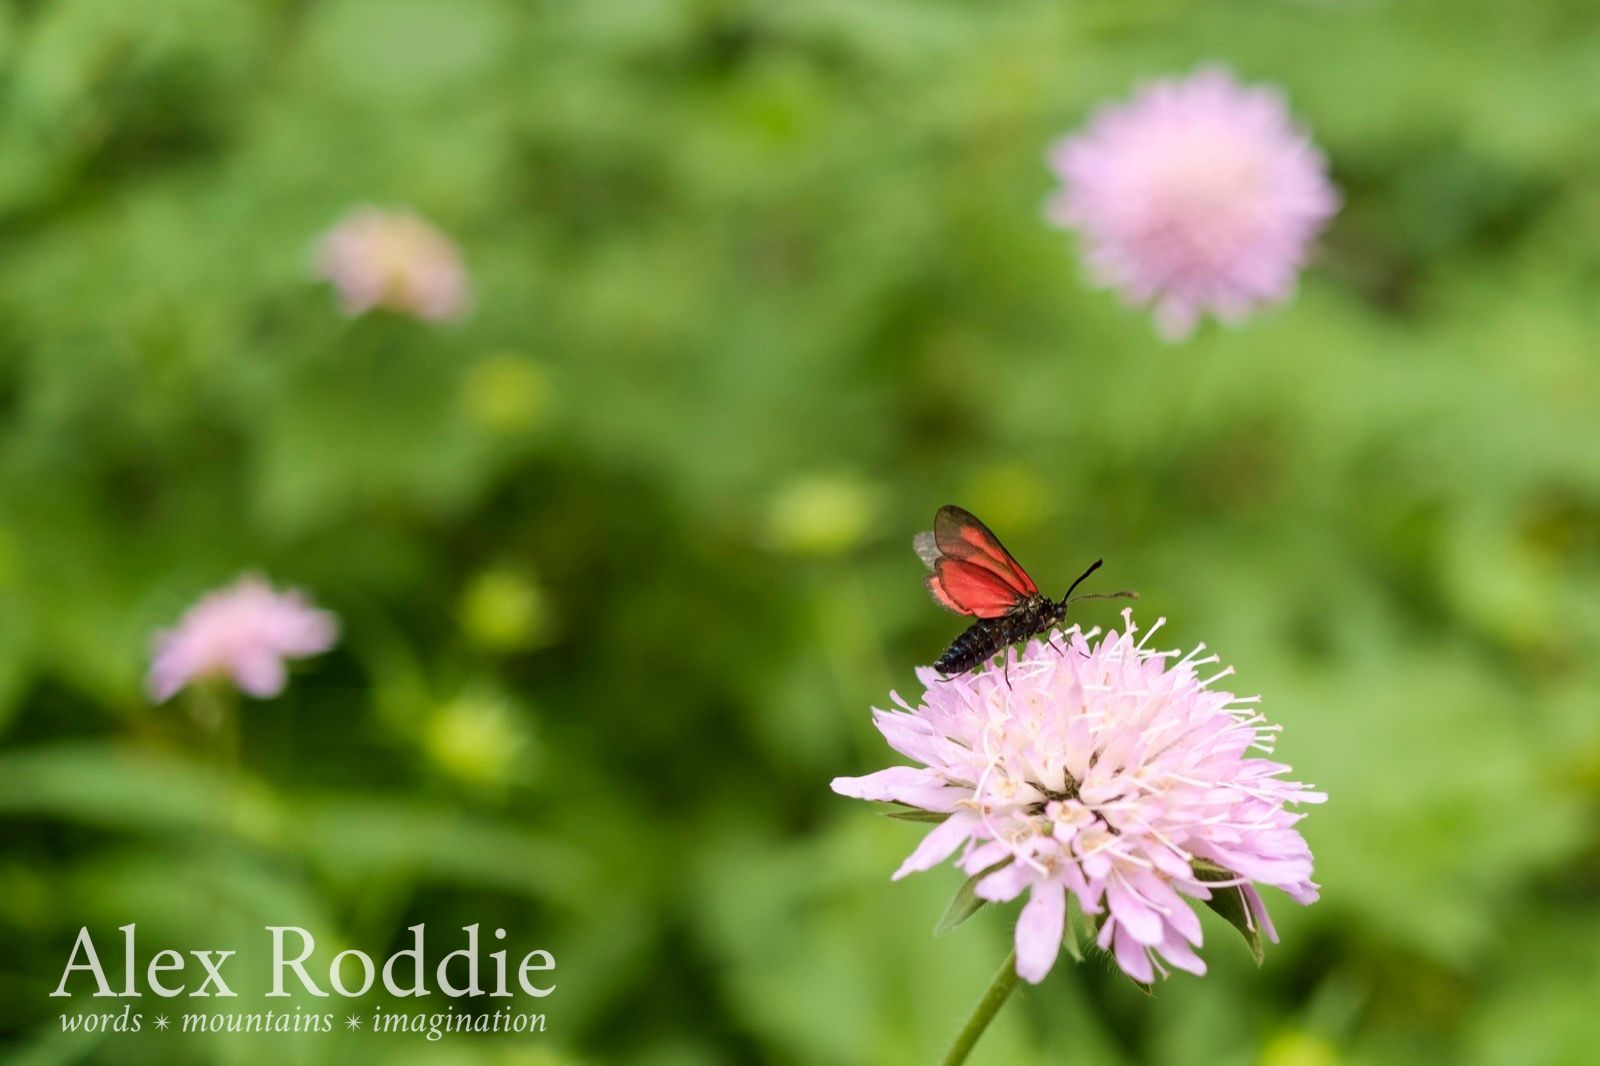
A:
932 505 1039 596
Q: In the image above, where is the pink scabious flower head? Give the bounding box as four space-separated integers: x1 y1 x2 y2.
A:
833 611 1324 985
1045 66 1339 341
147 575 339 703
314 207 470 322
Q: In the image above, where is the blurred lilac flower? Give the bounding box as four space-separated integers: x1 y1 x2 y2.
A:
1046 66 1339 340
833 611 1323 984
314 207 470 322
147 575 338 702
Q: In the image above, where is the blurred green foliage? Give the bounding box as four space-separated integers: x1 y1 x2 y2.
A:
2 0 1600 1063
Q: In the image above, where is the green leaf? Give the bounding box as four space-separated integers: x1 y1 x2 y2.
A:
1193 860 1265 965
1124 975 1156 997
876 803 948 823
934 861 1006 936
1062 893 1085 963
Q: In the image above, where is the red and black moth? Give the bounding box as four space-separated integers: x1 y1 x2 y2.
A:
915 505 1136 676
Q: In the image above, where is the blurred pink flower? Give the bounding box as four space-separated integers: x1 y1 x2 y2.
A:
1046 66 1339 340
833 611 1323 984
147 575 338 702
314 207 470 322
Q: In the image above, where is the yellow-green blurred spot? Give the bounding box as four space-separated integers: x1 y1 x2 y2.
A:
459 569 553 651
461 352 551 434
228 777 289 847
962 462 1051 533
1259 1030 1340 1066
423 689 529 788
763 474 877 556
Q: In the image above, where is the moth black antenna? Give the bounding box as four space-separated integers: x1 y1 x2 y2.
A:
1069 590 1139 603
1059 559 1103 606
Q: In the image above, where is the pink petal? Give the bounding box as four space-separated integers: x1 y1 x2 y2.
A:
1106 877 1164 946
1241 884 1280 944
232 653 287 699
1015 880 1067 984
976 862 1035 903
1156 927 1207 976
1132 869 1203 946
892 814 975 881
829 766 958 811
1112 924 1155 984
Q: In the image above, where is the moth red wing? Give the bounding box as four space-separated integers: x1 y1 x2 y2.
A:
932 506 1038 596
925 558 1028 618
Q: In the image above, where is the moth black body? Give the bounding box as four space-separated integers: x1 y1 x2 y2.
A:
933 594 1067 675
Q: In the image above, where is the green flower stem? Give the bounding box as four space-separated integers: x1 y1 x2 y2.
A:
187 682 240 772
940 948 1019 1066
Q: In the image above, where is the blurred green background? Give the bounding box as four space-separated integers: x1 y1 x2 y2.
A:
3 0 1600 1063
